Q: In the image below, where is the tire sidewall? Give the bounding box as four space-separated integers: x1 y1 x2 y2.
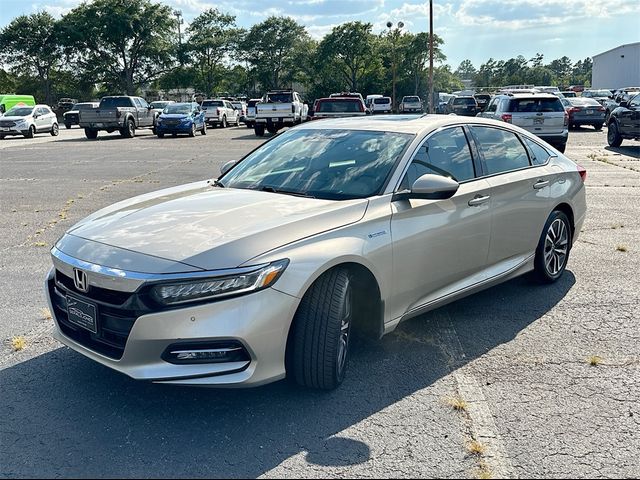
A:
534 210 572 282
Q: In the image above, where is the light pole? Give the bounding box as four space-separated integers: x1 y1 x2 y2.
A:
428 0 434 114
386 21 404 113
174 9 184 64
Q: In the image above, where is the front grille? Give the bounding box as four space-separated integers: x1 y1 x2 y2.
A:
163 120 180 126
49 270 156 360
0 120 16 127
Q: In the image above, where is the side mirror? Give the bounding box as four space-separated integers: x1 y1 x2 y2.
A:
393 174 459 201
220 160 236 176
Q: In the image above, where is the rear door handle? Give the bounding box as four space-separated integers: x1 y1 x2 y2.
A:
468 194 491 206
533 180 549 189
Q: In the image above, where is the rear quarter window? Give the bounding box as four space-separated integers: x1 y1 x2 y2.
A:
523 137 551 166
471 126 531 175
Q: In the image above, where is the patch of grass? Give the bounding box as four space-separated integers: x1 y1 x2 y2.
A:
588 355 603 366
11 336 26 351
33 241 48 247
610 224 624 229
41 307 52 321
467 440 486 456
475 461 492 479
616 245 628 252
445 395 468 412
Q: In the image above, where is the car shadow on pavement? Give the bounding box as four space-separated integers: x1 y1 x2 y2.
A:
604 145 640 159
0 272 575 478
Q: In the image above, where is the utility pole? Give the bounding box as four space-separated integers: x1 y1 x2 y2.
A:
387 21 404 113
429 0 434 114
174 9 184 65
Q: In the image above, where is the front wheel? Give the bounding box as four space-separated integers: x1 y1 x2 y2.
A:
221 116 227 128
533 211 572 283
607 122 623 147
287 268 353 390
188 123 196 137
24 125 35 138
50 123 59 136
157 132 164 138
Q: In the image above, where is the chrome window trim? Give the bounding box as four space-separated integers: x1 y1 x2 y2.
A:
51 246 268 293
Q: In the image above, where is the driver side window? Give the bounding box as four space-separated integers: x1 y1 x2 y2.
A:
400 127 476 190
630 94 640 108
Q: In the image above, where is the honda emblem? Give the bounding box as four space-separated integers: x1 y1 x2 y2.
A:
73 269 89 293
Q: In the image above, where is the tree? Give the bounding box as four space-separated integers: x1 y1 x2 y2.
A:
186 9 240 96
60 0 176 95
403 33 445 95
455 59 476 80
0 12 63 104
318 22 377 92
240 16 309 90
530 53 544 67
547 56 573 84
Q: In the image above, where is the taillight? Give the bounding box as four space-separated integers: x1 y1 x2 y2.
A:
501 114 512 123
597 106 605 111
359 102 365 112
563 112 569 126
216 107 221 115
577 165 587 182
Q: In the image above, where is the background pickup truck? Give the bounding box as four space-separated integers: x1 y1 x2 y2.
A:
79 96 156 139
254 90 308 136
398 96 423 113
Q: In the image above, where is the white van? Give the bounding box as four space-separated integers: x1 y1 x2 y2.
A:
370 96 392 114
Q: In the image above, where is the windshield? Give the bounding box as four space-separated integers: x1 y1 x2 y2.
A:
316 99 362 113
202 100 224 107
163 103 193 114
220 129 413 200
5 106 33 116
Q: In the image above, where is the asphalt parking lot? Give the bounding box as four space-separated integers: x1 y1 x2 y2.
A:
1 123 639 478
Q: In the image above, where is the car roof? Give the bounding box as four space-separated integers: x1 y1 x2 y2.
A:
294 114 531 136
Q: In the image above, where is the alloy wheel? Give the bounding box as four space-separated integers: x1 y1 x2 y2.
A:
544 218 569 276
337 286 352 375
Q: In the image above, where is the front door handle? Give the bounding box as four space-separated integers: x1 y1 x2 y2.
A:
468 194 491 206
533 179 549 189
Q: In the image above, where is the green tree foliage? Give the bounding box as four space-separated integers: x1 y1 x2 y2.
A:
455 59 477 80
186 9 241 96
240 16 309 90
0 12 63 104
60 0 176 95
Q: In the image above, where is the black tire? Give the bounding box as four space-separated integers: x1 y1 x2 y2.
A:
24 125 35 138
221 116 227 128
157 133 164 138
604 110 611 123
188 123 196 137
172 133 177 137
254 124 265 137
120 118 135 138
607 122 623 147
246 123 252 129
84 128 98 139
594 123 603 131
287 268 354 390
50 123 59 136
533 210 572 283
556 143 566 153
64 123 72 129
235 116 240 127
152 127 157 135
201 123 207 135
0 135 5 140
266 125 278 134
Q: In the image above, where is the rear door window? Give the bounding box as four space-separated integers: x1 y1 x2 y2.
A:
471 126 531 175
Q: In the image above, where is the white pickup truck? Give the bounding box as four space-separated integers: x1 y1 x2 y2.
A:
399 96 423 113
254 90 308 136
201 99 240 128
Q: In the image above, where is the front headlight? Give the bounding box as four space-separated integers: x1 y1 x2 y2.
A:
150 259 289 305
15 119 26 126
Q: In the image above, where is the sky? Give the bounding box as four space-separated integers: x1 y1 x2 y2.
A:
1 0 639 69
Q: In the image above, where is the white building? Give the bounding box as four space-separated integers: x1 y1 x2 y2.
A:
591 42 640 89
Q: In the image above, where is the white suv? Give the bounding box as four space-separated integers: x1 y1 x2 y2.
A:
0 104 59 139
477 93 568 152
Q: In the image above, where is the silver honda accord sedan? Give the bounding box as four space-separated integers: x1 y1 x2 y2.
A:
45 115 586 389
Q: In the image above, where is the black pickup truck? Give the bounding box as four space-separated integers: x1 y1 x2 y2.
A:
607 92 640 147
79 96 156 139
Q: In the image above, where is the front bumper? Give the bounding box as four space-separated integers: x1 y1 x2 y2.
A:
45 268 300 386
0 128 29 136
156 122 193 133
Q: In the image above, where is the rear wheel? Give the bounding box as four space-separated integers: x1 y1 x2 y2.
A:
254 124 265 137
201 123 207 135
607 122 623 147
84 128 98 139
287 268 354 390
64 123 72 129
157 132 164 138
594 123 603 131
50 123 59 136
24 125 35 138
188 123 196 137
221 116 227 128
266 125 278 134
533 211 572 283
120 119 135 138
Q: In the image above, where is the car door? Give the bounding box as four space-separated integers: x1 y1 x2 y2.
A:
469 125 553 267
136 97 153 126
390 126 492 315
35 107 49 131
43 107 55 130
619 94 640 137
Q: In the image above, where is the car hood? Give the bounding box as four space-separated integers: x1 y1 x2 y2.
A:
2 115 30 121
64 181 368 271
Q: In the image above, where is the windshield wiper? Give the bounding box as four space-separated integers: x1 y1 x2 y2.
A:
259 186 315 198
209 179 225 188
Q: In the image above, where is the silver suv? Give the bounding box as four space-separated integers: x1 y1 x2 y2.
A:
478 93 568 152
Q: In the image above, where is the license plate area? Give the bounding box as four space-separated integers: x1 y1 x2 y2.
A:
66 295 98 334
1 127 10 131
534 117 544 125
271 117 280 122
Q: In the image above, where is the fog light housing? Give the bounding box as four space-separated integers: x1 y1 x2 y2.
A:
161 341 251 365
